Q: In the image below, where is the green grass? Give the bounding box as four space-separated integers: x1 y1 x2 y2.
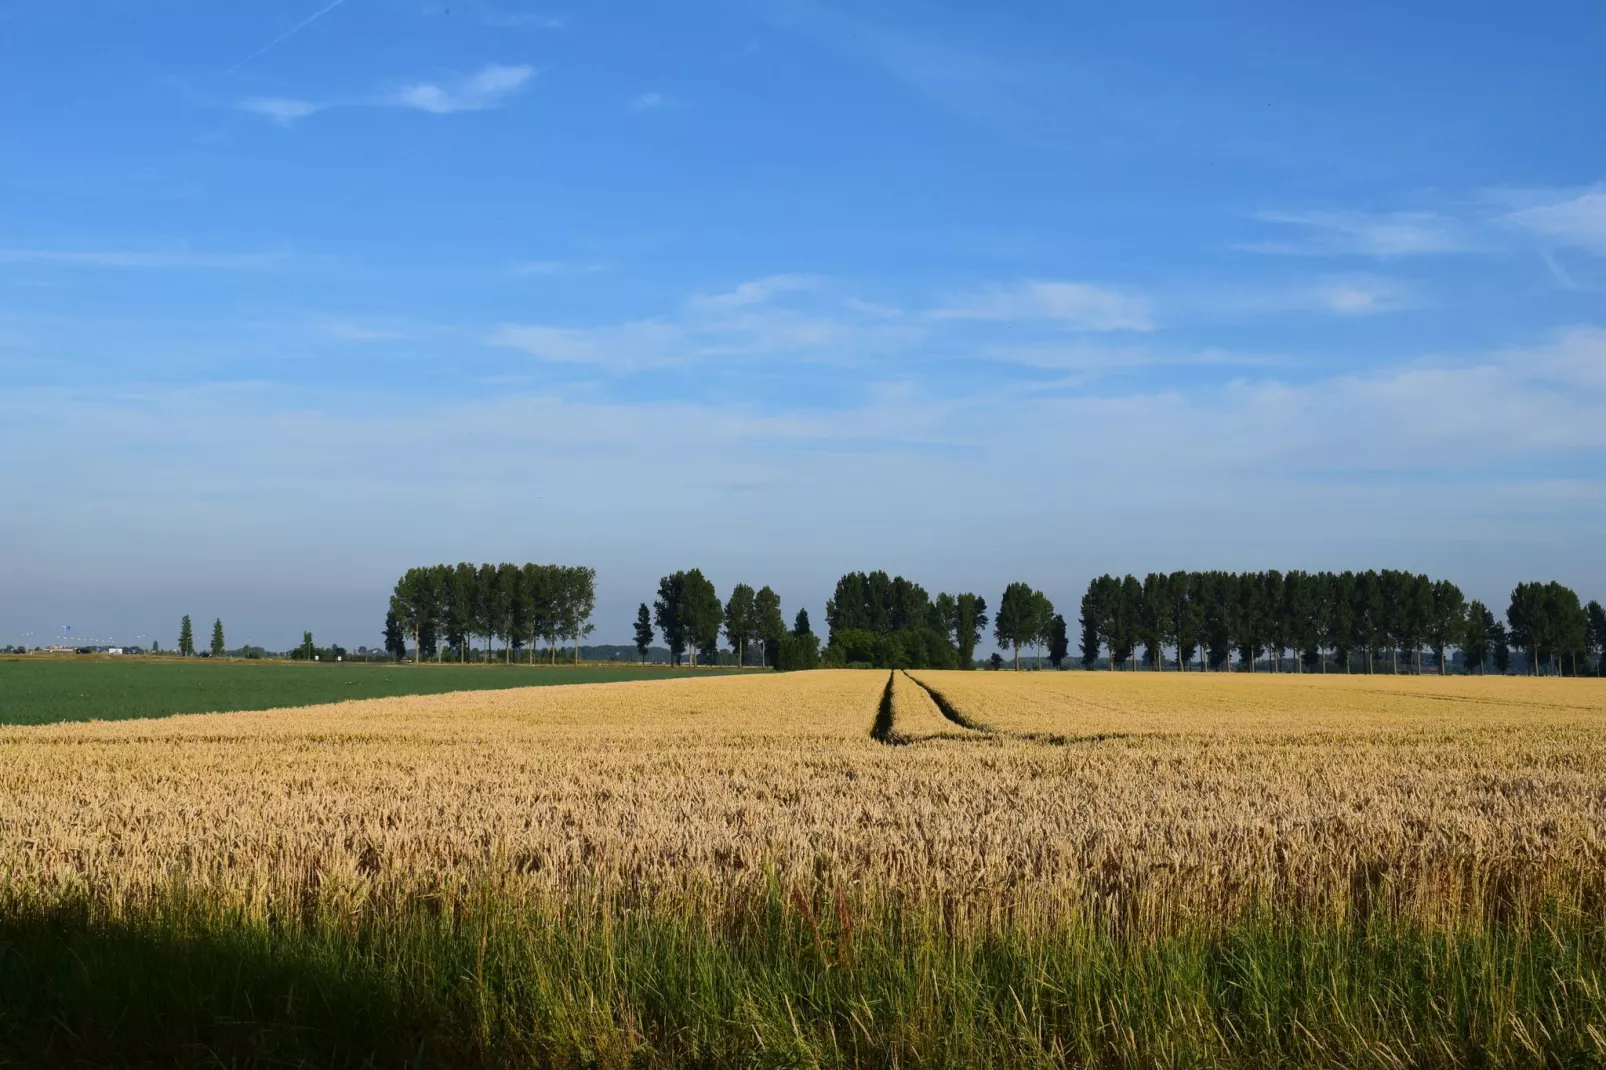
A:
1 884 1602 1068
0 658 748 727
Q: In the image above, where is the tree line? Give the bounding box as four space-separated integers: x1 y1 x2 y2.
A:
387 563 597 663
817 571 1065 670
642 569 820 669
1076 570 1606 675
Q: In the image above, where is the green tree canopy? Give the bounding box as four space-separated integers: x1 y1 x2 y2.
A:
634 603 654 662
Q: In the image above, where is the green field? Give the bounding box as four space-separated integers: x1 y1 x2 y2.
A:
0 658 745 727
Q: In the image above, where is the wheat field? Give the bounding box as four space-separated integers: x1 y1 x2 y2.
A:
2 669 1605 1066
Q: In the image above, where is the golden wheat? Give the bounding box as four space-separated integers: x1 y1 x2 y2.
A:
887 669 980 742
1 669 1603 933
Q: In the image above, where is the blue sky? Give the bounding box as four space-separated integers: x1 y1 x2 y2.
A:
2 0 1603 650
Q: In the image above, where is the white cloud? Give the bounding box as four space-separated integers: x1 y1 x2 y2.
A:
684 274 822 314
1501 186 1606 254
489 321 681 366
1304 275 1415 315
1243 209 1474 257
629 92 666 110
391 63 535 114
492 274 914 370
240 64 536 125
238 97 324 125
932 280 1154 331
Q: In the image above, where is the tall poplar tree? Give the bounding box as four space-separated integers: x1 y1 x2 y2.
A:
754 586 785 667
724 584 756 666
210 618 225 658
634 603 654 663
178 615 194 657
994 581 1040 670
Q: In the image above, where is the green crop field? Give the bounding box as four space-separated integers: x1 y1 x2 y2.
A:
0 658 746 727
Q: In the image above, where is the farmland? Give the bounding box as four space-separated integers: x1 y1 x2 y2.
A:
0 656 743 726
1 670 1604 1066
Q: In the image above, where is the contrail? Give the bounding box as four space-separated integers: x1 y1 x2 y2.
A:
227 0 350 73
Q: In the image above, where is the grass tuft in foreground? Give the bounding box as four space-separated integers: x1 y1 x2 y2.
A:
2 883 1603 1068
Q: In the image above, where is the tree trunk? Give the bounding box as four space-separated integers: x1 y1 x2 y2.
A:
412 629 419 664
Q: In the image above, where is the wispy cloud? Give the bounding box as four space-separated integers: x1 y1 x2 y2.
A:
684 274 821 313
1212 274 1418 318
932 280 1154 331
238 97 324 125
390 64 536 114
1500 186 1606 255
1241 209 1475 257
628 92 666 111
1303 275 1416 315
764 2 1072 144
227 0 349 73
0 248 286 270
491 274 913 370
238 64 536 124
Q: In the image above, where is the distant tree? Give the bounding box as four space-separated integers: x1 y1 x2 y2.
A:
1167 571 1200 671
1507 582 1547 675
678 569 722 667
654 573 688 665
994 582 1041 670
178 615 194 657
1138 573 1168 669
1081 575 1120 670
1426 579 1466 675
446 563 477 662
1402 573 1434 673
1587 601 1606 677
558 565 598 664
210 618 225 658
1285 571 1317 673
754 586 785 666
1078 598 1100 670
1029 589 1055 669
988 652 1004 670
634 603 654 662
1116 575 1143 671
390 568 432 664
1198 572 1232 672
384 610 406 661
496 562 522 663
1353 571 1384 673
724 584 756 666
934 592 957 642
517 563 550 664
793 607 812 638
1325 572 1358 673
1047 613 1069 669
474 562 499 662
1490 621 1511 675
1462 600 1494 675
1261 570 1287 672
300 631 316 660
954 594 988 668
